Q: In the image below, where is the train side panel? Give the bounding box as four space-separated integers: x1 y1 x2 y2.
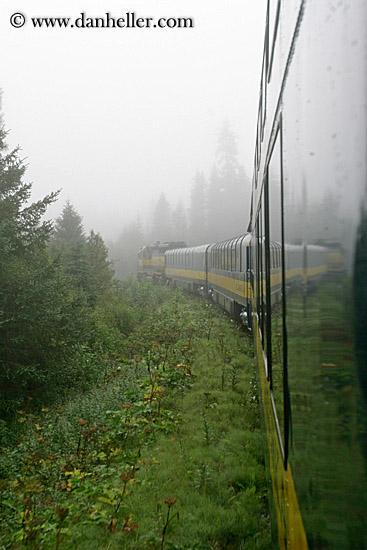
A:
207 235 250 319
251 1 367 548
165 245 209 292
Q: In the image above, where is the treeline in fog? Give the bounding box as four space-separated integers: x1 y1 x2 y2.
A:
109 120 250 279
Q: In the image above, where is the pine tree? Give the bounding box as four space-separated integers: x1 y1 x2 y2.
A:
0 126 88 415
86 230 114 303
52 200 85 243
189 171 206 245
216 119 239 180
206 164 224 242
206 121 249 240
151 193 171 242
110 219 145 279
50 200 90 291
0 128 58 256
171 201 188 243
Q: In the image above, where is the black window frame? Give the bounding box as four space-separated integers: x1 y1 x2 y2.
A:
264 116 290 468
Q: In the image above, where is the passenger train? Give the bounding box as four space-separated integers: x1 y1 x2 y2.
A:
138 1 367 548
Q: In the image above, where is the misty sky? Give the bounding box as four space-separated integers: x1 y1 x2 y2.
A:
0 0 267 240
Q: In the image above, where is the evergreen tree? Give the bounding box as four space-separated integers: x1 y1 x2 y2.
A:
189 171 206 245
52 199 85 243
206 164 224 242
86 230 114 304
207 121 249 240
0 126 88 415
50 200 90 291
216 119 239 180
171 201 188 243
151 192 171 242
110 219 145 279
0 131 58 256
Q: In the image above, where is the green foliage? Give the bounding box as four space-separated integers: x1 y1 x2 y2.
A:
0 127 58 256
0 127 93 417
0 288 271 549
86 231 114 305
0 125 132 419
50 201 114 305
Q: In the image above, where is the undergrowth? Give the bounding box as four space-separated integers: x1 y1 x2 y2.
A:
0 284 271 549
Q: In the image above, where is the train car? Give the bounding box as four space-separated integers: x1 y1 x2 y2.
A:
137 241 186 280
249 1 367 548
207 234 252 325
165 236 253 327
165 244 209 293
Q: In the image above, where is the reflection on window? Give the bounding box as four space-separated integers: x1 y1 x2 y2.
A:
266 124 289 463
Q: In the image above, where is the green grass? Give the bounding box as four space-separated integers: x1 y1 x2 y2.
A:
0 287 271 550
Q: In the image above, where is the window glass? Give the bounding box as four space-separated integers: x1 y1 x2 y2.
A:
236 240 241 272
233 242 237 271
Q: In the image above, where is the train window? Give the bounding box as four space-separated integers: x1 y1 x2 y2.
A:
231 241 236 271
236 239 241 272
265 120 289 465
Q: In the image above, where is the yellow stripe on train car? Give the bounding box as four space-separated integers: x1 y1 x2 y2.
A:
139 257 165 267
208 272 251 299
254 317 309 550
165 268 206 281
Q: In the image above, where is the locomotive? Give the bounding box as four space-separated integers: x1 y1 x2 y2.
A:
138 1 367 547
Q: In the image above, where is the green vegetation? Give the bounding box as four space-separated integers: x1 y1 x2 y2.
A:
0 288 271 549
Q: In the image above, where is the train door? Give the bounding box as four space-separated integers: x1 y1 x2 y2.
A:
246 242 253 330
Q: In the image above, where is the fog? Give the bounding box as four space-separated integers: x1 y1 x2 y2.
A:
0 0 267 241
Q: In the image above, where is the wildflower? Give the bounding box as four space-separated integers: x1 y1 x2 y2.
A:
164 497 177 507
